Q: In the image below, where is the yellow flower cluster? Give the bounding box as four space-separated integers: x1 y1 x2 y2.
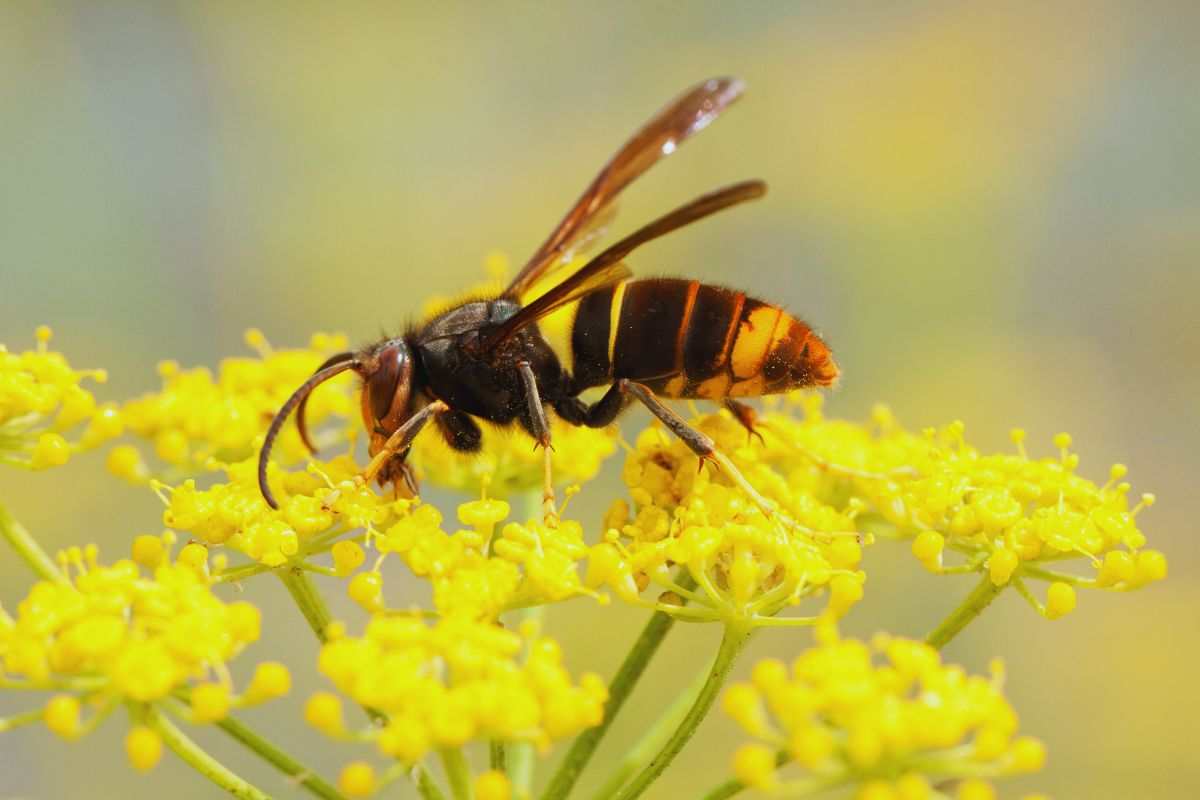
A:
309 616 606 764
588 414 865 626
0 540 287 739
409 416 617 497
758 394 1166 619
111 330 354 482
351 493 594 620
724 630 1046 800
159 452 410 568
0 327 122 470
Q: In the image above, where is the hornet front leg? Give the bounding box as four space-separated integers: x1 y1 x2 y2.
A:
517 361 558 526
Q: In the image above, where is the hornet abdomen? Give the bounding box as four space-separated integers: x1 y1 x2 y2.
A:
569 278 838 399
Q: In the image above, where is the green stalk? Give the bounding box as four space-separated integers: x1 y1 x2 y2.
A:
277 567 334 642
0 501 66 583
490 740 507 773
697 777 746 800
414 765 449 800
508 490 547 796
213 713 346 800
441 748 472 800
587 662 711 800
610 622 753 800
925 575 1005 650
508 607 542 795
144 705 270 800
539 581 690 800
0 707 46 732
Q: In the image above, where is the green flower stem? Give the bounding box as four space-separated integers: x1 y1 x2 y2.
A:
213 713 347 800
0 501 66 584
610 622 754 800
440 748 472 800
587 663 711 800
926 575 1004 650
490 740 507 773
508 605 542 796
277 566 334 642
539 575 695 800
415 765 449 800
144 705 271 800
0 707 46 732
275 566 387 724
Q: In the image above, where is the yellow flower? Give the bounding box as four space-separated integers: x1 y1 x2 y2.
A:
115 330 354 480
588 412 865 626
759 395 1166 619
408 414 618 496
724 630 1046 796
0 542 279 713
158 453 401 568
125 725 163 772
0 327 121 470
366 494 595 620
312 615 606 762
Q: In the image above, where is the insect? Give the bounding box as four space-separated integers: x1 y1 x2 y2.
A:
258 77 839 525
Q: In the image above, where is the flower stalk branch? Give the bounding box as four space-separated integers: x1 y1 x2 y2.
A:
212 711 347 800
611 622 754 800
277 567 335 642
144 705 271 800
441 748 472 800
926 575 1005 650
0 501 66 584
540 576 693 800
588 662 711 800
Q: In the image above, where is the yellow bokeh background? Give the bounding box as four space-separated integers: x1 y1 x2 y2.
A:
2 2 1197 798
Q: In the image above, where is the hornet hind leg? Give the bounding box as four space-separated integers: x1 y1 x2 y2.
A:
556 379 784 526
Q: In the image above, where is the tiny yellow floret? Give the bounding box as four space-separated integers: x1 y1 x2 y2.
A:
125 725 163 772
338 761 377 797
131 534 165 568
1045 582 1076 619
305 692 346 735
732 743 778 789
191 682 232 723
44 695 81 739
475 770 512 800
244 662 291 702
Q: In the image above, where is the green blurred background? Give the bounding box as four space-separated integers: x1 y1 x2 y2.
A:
2 2 1197 798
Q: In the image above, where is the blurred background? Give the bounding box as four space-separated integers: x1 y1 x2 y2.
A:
2 1 1197 798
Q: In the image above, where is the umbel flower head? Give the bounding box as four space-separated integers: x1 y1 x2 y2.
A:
309 615 606 765
157 452 403 568
112 329 355 482
0 327 122 470
755 395 1166 619
359 491 595 620
587 414 867 626
0 540 287 747
724 629 1047 799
